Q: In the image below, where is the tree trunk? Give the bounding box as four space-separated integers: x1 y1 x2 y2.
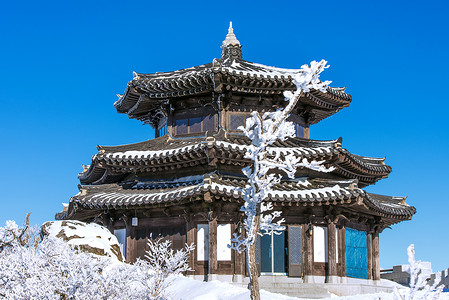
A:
247 214 261 300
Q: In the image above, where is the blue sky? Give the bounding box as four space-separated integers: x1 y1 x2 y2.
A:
1 0 448 271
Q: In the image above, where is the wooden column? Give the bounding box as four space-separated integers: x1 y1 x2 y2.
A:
233 224 245 276
303 225 314 279
367 232 373 280
186 219 196 274
340 227 346 277
208 217 218 276
126 227 135 263
372 231 380 280
327 222 337 280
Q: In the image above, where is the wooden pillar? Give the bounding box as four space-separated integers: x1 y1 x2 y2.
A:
208 217 218 276
186 219 196 274
327 222 337 281
233 224 245 276
303 225 314 280
340 227 346 277
372 231 380 280
367 232 373 280
126 227 135 263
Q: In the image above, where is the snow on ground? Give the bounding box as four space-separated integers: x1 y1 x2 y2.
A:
165 276 449 300
166 276 300 300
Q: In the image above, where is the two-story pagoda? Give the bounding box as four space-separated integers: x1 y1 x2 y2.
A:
58 24 415 296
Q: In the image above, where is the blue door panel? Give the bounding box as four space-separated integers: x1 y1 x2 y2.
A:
346 228 368 279
261 234 272 273
273 231 285 273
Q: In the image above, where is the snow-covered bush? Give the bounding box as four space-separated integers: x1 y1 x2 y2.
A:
0 218 194 299
394 244 443 300
0 234 147 299
144 236 195 299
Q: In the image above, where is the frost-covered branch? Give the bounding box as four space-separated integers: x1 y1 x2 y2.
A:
144 236 195 299
394 244 443 300
0 213 38 253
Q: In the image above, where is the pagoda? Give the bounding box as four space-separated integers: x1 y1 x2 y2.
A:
58 24 415 295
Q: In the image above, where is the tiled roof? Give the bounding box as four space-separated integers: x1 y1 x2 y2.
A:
67 174 415 221
79 131 391 187
114 57 351 126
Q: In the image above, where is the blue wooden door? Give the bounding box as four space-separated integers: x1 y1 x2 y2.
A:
345 228 368 279
260 231 286 274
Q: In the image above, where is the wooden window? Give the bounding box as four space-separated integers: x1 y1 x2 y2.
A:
114 228 127 260
175 115 216 135
294 123 305 138
176 119 188 135
197 224 209 261
217 224 231 261
288 225 302 277
313 226 328 263
203 115 215 131
230 114 245 131
189 117 202 133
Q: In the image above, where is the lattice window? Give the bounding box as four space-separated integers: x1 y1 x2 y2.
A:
289 227 301 265
176 119 188 135
294 123 305 138
230 114 245 131
203 115 215 132
175 115 216 135
189 117 202 133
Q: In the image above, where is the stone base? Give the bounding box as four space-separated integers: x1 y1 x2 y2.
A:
187 274 396 298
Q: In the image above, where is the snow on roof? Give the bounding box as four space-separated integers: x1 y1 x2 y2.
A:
103 140 333 161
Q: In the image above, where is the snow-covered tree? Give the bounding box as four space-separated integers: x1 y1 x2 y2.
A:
229 60 333 300
143 236 195 299
0 213 38 253
394 244 443 300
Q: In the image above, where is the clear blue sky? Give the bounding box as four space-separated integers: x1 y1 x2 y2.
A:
1 0 448 271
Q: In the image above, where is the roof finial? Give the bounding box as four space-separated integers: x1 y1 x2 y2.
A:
222 21 240 47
